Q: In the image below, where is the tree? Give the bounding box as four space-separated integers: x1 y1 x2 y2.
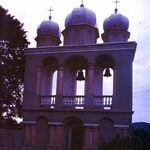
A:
0 6 29 125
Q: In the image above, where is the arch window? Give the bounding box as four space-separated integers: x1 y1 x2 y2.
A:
41 68 58 95
40 57 58 96
64 55 87 97
76 69 86 96
103 68 114 95
52 70 58 95
96 55 114 97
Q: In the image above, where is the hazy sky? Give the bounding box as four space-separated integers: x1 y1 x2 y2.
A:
1 0 150 123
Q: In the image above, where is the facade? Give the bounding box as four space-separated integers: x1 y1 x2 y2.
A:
22 4 137 150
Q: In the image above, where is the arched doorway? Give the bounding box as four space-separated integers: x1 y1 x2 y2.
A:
64 118 84 150
35 117 48 150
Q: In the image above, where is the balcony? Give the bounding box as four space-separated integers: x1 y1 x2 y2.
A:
40 95 112 110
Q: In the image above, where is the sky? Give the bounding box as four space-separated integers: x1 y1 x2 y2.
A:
1 0 150 123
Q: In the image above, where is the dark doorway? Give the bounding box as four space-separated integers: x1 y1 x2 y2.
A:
35 117 48 150
64 118 84 150
70 124 84 150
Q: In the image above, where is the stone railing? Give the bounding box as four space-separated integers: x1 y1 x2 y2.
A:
63 96 85 109
40 95 112 110
41 95 56 108
93 96 112 110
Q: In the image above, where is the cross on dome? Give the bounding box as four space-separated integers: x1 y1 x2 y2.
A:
48 7 54 20
113 0 120 13
80 0 84 7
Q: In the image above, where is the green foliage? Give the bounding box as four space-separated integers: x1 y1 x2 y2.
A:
0 6 29 125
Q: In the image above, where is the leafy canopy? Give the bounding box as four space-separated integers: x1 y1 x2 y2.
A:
0 6 29 125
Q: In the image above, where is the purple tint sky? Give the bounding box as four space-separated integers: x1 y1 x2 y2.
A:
1 0 150 123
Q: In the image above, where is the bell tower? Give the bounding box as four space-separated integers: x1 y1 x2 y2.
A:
22 3 137 150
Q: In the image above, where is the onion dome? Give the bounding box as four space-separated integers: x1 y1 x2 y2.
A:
103 12 129 32
65 4 97 28
35 16 61 47
102 9 130 43
37 18 61 38
63 4 99 45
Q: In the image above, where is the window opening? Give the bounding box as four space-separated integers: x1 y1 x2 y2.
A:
103 68 113 95
52 70 58 95
76 69 85 95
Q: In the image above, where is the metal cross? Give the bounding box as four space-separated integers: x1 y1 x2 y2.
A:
80 0 84 7
48 7 54 19
81 0 84 5
113 0 120 13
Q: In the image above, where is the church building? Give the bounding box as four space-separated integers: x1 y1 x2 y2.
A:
22 2 137 150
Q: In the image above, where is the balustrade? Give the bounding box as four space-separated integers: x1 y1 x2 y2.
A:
63 96 85 109
41 96 56 107
94 96 112 109
40 95 112 110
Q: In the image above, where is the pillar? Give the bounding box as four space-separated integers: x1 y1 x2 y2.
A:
86 63 94 95
86 63 94 109
56 64 64 96
94 67 103 96
36 66 41 95
56 64 64 108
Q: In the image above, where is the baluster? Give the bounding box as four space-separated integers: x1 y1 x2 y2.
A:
109 97 111 105
83 97 85 105
103 97 105 106
41 98 43 105
78 97 81 105
81 97 83 105
110 97 112 105
106 97 108 105
45 98 47 104
51 97 53 104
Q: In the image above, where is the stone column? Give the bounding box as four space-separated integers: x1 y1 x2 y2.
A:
56 64 64 95
86 63 94 109
56 64 64 108
94 67 103 96
87 63 94 95
36 66 41 95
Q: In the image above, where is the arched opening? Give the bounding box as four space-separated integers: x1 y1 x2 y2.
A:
52 70 58 95
64 118 84 150
64 55 87 96
76 69 86 95
103 68 114 95
96 55 115 96
35 117 48 150
41 57 58 95
70 124 84 150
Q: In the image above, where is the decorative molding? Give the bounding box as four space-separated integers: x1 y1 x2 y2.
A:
84 124 99 127
23 121 36 124
48 122 63 125
113 125 129 128
24 42 137 56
